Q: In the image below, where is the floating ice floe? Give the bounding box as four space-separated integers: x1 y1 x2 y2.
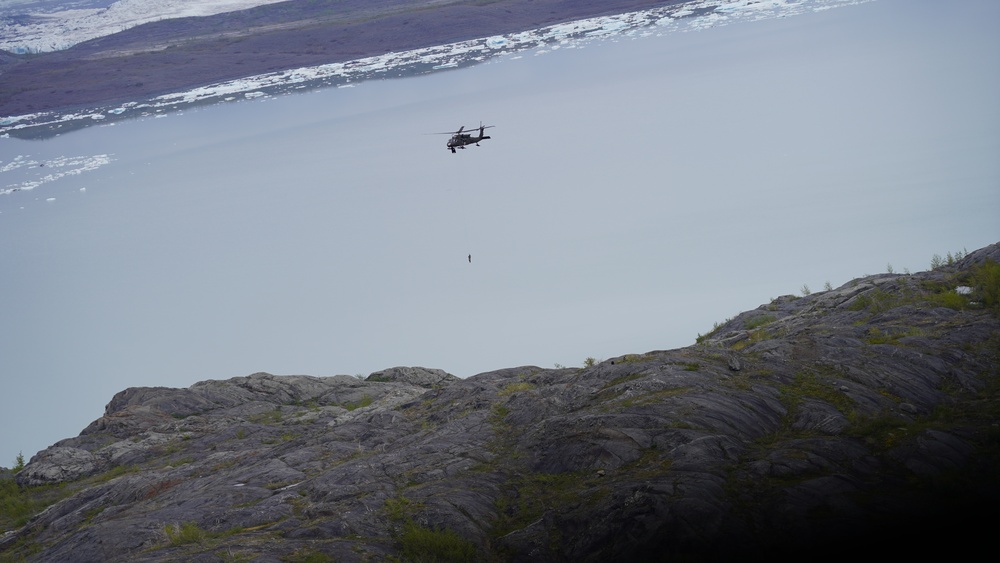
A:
485 36 508 49
0 154 115 196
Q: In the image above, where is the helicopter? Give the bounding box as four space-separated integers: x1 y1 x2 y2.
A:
436 123 494 153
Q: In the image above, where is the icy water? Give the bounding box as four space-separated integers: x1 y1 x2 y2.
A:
1 0 998 463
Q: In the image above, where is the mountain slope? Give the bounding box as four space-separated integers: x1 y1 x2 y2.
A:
2 243 998 561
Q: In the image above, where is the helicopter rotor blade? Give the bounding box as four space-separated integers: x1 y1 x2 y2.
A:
426 124 493 135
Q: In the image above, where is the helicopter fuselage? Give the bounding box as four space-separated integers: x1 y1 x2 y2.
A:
446 126 492 153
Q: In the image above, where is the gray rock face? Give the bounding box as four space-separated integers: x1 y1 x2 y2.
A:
3 243 999 561
367 366 459 388
14 447 98 486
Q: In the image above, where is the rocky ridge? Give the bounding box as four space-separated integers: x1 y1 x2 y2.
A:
1 244 998 561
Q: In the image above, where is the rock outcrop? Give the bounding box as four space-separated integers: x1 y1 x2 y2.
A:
2 244 998 561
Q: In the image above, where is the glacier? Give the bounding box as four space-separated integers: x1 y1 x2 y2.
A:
1 0 876 138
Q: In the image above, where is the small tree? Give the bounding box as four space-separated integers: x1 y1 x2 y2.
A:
14 452 25 472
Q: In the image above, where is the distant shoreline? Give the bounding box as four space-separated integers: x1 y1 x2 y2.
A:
0 0 680 118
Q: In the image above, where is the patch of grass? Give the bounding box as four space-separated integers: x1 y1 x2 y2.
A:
485 402 521 465
383 495 475 562
844 410 912 451
0 478 68 530
848 288 906 314
399 521 477 562
627 448 673 479
250 407 284 424
731 327 775 351
864 326 923 345
165 521 209 546
492 470 602 541
925 290 970 310
745 314 776 330
489 403 510 421
158 441 183 456
778 372 854 416
344 394 373 411
93 463 140 483
81 505 106 525
617 353 656 364
291 399 320 409
163 521 252 551
498 382 536 396
619 387 691 408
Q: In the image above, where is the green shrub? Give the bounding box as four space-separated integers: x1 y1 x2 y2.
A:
971 259 1000 310
250 407 283 424
848 288 904 314
344 395 373 411
384 495 415 523
745 314 776 330
696 317 732 343
0 479 70 530
165 521 208 545
779 373 853 415
925 290 969 310
1 478 35 529
864 327 922 345
931 249 968 269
